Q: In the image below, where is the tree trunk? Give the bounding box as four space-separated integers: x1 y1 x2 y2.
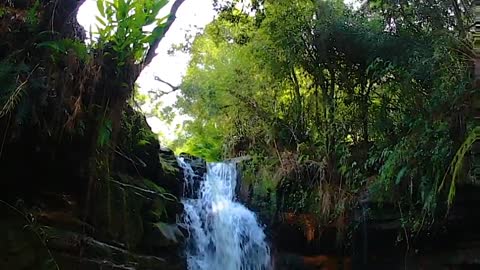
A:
472 0 480 181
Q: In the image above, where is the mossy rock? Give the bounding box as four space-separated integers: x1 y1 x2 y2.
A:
116 106 161 181
88 179 146 250
123 188 145 249
116 107 184 198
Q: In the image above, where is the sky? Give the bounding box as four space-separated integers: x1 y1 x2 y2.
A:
78 0 359 142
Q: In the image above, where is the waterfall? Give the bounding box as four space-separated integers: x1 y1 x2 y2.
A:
179 157 271 270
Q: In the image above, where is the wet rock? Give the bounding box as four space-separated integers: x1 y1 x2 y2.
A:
44 227 176 269
179 153 207 198
234 159 254 204
52 254 137 270
179 153 207 176
143 222 185 251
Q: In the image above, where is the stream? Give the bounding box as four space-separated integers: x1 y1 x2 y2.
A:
179 158 271 270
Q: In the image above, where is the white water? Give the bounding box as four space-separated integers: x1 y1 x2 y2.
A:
179 158 271 270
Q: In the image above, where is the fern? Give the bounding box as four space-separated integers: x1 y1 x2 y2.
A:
439 126 480 208
0 65 38 118
0 80 26 118
26 0 40 28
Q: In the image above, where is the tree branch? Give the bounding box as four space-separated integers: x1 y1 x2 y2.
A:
142 0 186 68
451 0 465 38
154 76 180 91
148 76 181 99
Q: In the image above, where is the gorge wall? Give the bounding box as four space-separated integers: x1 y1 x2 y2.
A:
0 1 188 269
0 106 188 270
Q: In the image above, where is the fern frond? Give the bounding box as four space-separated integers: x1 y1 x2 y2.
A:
439 126 480 208
0 65 39 119
0 78 27 118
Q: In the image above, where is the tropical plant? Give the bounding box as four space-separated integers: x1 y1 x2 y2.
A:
170 0 474 231
95 0 170 65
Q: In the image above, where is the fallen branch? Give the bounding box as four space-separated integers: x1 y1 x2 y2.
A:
110 179 176 201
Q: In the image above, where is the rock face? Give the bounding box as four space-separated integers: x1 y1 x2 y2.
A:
0 2 187 269
236 164 480 270
0 108 186 270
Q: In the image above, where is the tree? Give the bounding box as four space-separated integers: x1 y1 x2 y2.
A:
174 0 474 230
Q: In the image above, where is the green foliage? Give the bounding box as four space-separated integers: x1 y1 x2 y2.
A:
0 7 6 18
0 62 35 119
37 39 89 61
240 156 279 220
171 0 474 231
370 120 453 216
172 120 225 161
120 109 158 152
440 127 480 208
97 119 112 147
26 0 40 29
94 0 169 65
367 0 471 35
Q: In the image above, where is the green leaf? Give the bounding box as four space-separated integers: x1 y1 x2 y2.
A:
97 0 106 17
395 166 408 185
137 139 151 146
37 41 64 53
149 0 169 23
95 15 107 27
149 26 165 45
97 119 112 147
440 127 480 208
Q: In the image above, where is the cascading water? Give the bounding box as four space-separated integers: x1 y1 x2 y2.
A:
178 157 271 270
